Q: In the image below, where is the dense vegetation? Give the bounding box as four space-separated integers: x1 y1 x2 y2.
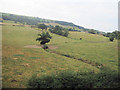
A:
28 69 119 88
37 24 47 30
49 25 69 37
103 31 120 39
103 30 120 41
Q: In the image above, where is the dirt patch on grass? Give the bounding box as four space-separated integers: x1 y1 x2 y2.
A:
24 45 58 49
47 45 58 49
24 45 42 48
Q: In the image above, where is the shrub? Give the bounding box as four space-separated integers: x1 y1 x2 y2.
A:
27 69 119 88
109 36 114 42
27 71 95 88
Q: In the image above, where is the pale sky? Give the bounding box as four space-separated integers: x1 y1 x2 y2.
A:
0 0 119 32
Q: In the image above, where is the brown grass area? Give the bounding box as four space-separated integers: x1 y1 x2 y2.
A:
24 45 58 49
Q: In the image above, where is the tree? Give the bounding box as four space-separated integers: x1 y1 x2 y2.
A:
53 25 61 33
63 30 69 37
105 32 112 37
36 31 52 49
38 24 47 30
49 25 69 37
109 36 114 42
57 30 63 35
112 30 120 39
88 29 96 34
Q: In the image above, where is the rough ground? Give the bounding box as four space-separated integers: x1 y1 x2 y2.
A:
24 45 58 49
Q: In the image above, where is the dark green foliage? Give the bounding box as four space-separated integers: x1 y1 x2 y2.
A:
68 28 81 32
63 30 69 37
27 71 94 88
27 68 119 88
109 36 114 42
40 39 50 44
94 68 119 88
104 32 115 38
103 30 120 40
49 25 69 37
38 24 47 30
88 29 96 34
48 25 54 29
105 33 112 37
112 30 120 39
36 32 52 46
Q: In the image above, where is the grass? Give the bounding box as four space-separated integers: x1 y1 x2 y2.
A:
2 21 119 88
49 31 118 71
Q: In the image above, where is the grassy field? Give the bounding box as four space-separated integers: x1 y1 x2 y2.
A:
50 31 118 71
2 21 119 88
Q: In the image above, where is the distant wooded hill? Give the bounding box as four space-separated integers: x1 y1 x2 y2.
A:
1 12 105 34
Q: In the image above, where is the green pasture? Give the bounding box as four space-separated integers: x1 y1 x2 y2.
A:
2 21 119 88
50 31 118 71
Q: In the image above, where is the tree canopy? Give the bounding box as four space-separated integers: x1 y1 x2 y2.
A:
49 25 69 37
36 31 52 45
37 24 47 30
103 30 120 40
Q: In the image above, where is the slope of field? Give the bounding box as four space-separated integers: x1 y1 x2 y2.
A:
49 31 118 71
2 24 101 88
2 20 119 88
1 12 105 34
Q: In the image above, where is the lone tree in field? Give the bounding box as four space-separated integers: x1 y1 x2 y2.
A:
38 24 47 30
36 32 52 49
109 33 115 42
109 36 114 42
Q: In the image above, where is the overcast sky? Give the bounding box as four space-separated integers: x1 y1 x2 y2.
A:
0 0 119 32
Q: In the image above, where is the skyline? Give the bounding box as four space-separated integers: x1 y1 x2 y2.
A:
0 0 119 32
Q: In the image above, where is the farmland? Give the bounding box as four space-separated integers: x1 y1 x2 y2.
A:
2 20 119 88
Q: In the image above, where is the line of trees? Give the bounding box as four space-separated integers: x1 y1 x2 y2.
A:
103 30 120 41
49 25 69 37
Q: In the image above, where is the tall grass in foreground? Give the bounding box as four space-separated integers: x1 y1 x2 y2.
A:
28 67 119 88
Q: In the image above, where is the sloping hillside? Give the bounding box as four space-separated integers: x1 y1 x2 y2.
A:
1 12 105 34
2 20 119 88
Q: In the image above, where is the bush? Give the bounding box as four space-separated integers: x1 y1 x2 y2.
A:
109 37 114 42
27 69 119 88
27 71 95 88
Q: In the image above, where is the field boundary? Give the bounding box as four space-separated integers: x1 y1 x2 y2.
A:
46 50 103 69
